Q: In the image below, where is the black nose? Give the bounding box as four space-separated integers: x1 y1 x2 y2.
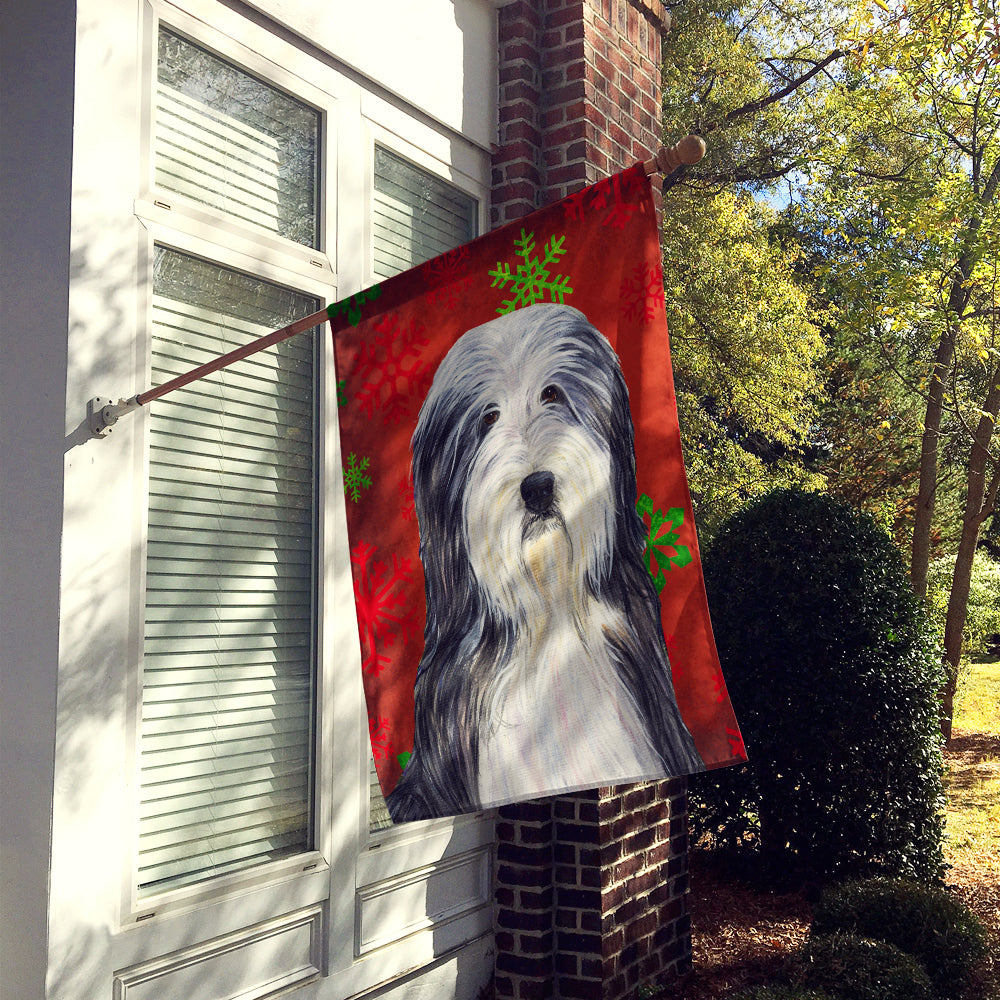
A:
520 471 555 514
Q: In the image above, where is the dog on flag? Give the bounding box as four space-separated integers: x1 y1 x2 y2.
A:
386 303 704 821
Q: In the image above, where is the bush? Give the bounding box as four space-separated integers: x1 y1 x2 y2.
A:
732 987 837 1000
811 878 988 999
692 489 946 882
790 933 934 1000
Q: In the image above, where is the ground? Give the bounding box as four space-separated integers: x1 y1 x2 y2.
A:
662 728 1000 999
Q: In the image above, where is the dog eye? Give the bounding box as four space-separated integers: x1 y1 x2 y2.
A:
482 408 500 429
541 384 564 405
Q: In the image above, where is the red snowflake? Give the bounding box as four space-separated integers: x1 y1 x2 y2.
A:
398 475 416 521
424 244 471 286
590 173 637 228
352 313 430 424
428 274 475 312
563 187 591 222
351 540 419 677
369 715 392 761
621 261 665 321
726 725 748 760
712 668 727 704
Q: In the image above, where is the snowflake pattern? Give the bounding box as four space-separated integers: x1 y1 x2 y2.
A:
637 493 692 593
589 170 642 228
398 475 416 522
726 725 748 760
327 285 383 327
343 453 372 503
352 313 430 424
351 540 419 677
621 261 665 322
489 229 574 314
369 715 392 762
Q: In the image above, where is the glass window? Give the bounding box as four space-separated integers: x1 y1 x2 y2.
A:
156 27 320 248
372 145 477 278
138 246 318 895
368 147 478 831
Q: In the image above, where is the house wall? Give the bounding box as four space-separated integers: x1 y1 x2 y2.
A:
0 1 76 996
1 2 499 998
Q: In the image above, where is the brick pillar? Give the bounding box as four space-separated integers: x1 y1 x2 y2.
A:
491 3 693 999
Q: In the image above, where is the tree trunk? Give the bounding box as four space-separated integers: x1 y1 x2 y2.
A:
910 329 956 598
941 379 1000 740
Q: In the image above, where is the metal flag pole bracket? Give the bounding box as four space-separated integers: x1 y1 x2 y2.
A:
86 138 704 441
88 395 141 438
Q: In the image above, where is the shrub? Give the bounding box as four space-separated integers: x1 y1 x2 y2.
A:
692 489 946 882
732 987 837 1000
926 551 1000 659
811 878 988 999
790 933 934 1000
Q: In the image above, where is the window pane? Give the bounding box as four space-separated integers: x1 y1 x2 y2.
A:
138 247 318 895
369 149 478 831
372 146 477 279
156 28 320 248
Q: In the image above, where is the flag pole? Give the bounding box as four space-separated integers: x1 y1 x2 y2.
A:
88 135 707 438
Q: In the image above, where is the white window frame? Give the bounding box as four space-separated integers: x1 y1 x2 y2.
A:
111 0 496 991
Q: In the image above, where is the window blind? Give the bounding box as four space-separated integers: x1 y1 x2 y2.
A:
368 148 477 831
372 146 477 280
138 248 319 895
156 28 320 248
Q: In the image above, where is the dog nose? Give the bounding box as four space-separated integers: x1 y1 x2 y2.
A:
520 471 555 514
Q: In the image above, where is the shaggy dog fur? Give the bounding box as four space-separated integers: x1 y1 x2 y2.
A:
387 304 704 821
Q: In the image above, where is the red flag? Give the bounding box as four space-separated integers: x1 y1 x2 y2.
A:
332 163 744 821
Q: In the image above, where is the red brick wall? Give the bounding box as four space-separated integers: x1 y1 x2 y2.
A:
492 0 668 225
490 8 692 997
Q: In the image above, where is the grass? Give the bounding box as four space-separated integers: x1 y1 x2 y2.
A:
945 660 1000 869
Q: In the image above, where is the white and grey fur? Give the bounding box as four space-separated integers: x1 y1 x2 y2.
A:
387 303 704 821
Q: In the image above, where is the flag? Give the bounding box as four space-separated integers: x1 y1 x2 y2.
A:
331 163 745 822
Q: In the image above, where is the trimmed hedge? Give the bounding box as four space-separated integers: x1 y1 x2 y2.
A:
693 489 946 882
791 933 934 1000
811 878 987 999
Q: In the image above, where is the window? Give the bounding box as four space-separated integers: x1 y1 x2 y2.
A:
139 248 319 895
367 146 478 832
155 28 320 247
136 26 323 898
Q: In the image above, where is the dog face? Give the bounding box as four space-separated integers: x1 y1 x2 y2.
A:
412 304 640 631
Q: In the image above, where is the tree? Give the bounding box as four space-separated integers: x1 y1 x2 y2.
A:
658 1 845 537
661 188 826 538
802 0 1000 736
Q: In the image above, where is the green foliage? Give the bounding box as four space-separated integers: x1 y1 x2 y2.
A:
927 551 1000 659
692 489 947 882
664 189 827 540
790 933 934 1000
812 878 988 999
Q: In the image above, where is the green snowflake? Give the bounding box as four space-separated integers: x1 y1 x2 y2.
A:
327 285 382 327
489 229 574 315
337 379 347 407
637 493 692 593
344 452 372 503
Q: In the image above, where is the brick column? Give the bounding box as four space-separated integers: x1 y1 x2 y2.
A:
491 3 693 999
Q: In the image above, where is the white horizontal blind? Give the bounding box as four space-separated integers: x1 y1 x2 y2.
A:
156 28 320 248
372 145 477 280
368 148 478 831
138 247 319 895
